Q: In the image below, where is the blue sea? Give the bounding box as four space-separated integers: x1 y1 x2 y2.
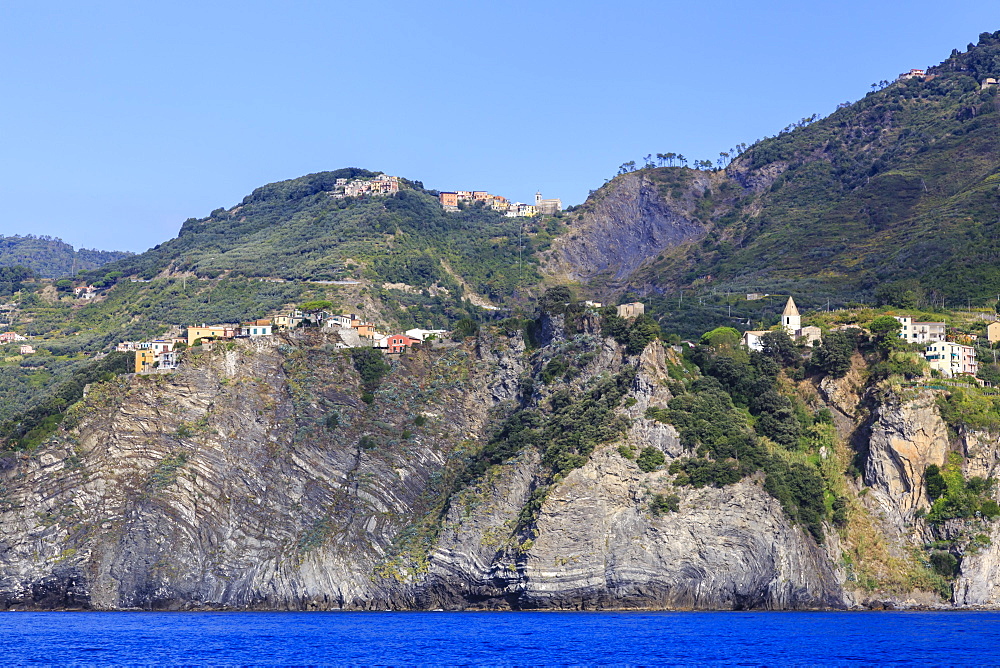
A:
0 611 997 665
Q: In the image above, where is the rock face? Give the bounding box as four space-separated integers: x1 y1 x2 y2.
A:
863 390 950 530
951 430 1000 606
0 326 847 611
542 172 706 286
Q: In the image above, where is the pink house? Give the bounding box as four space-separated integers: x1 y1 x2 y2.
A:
386 334 418 354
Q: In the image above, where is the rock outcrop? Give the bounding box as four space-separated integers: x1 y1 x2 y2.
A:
0 327 845 611
863 390 950 530
542 172 706 286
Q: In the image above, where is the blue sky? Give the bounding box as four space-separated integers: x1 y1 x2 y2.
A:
0 1 995 252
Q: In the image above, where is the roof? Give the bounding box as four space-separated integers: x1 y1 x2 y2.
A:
782 296 799 318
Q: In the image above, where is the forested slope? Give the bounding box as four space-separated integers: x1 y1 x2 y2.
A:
0 235 131 278
553 31 1000 318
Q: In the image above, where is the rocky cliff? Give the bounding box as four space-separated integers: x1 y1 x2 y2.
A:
0 324 848 611
3 320 1000 610
541 172 707 290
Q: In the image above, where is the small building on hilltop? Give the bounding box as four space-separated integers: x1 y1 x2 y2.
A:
535 191 562 215
987 321 1000 344
780 296 822 345
616 302 645 319
742 330 769 352
73 285 98 300
405 328 447 342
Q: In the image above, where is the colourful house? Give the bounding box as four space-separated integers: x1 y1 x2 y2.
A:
925 342 978 378
135 349 157 373
386 334 419 354
241 319 273 336
186 324 237 346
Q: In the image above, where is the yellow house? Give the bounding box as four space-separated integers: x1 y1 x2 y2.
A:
186 324 236 346
135 349 156 373
272 315 303 330
988 321 1000 344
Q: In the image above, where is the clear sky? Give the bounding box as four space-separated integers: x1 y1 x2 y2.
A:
0 1 995 253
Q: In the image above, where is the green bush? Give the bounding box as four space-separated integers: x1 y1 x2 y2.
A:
650 493 680 515
351 348 390 391
930 551 959 578
636 447 665 472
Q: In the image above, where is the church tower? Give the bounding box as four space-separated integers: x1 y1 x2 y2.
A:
535 191 542 206
781 296 801 335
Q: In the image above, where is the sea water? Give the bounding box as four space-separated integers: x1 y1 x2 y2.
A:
0 610 997 665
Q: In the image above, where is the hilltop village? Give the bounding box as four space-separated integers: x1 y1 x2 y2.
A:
323 173 564 218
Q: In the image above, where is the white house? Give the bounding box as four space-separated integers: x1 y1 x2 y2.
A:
742 330 769 352
925 342 977 378
405 328 447 342
894 316 946 343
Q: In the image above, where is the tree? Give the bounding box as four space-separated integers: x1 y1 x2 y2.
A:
539 286 573 313
636 447 665 472
811 330 855 377
700 326 741 349
626 314 661 355
300 299 333 312
760 330 798 367
926 464 947 500
351 348 390 392
869 315 902 337
452 318 480 340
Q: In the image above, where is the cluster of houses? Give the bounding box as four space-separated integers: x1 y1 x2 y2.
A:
116 308 449 374
438 190 562 217
328 174 401 199
741 296 994 379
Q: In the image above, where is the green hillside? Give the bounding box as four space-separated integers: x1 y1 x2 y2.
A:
0 235 132 278
90 168 561 303
584 31 1000 323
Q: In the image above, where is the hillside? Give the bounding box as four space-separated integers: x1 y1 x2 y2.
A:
89 168 562 305
0 235 132 278
549 31 1000 330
